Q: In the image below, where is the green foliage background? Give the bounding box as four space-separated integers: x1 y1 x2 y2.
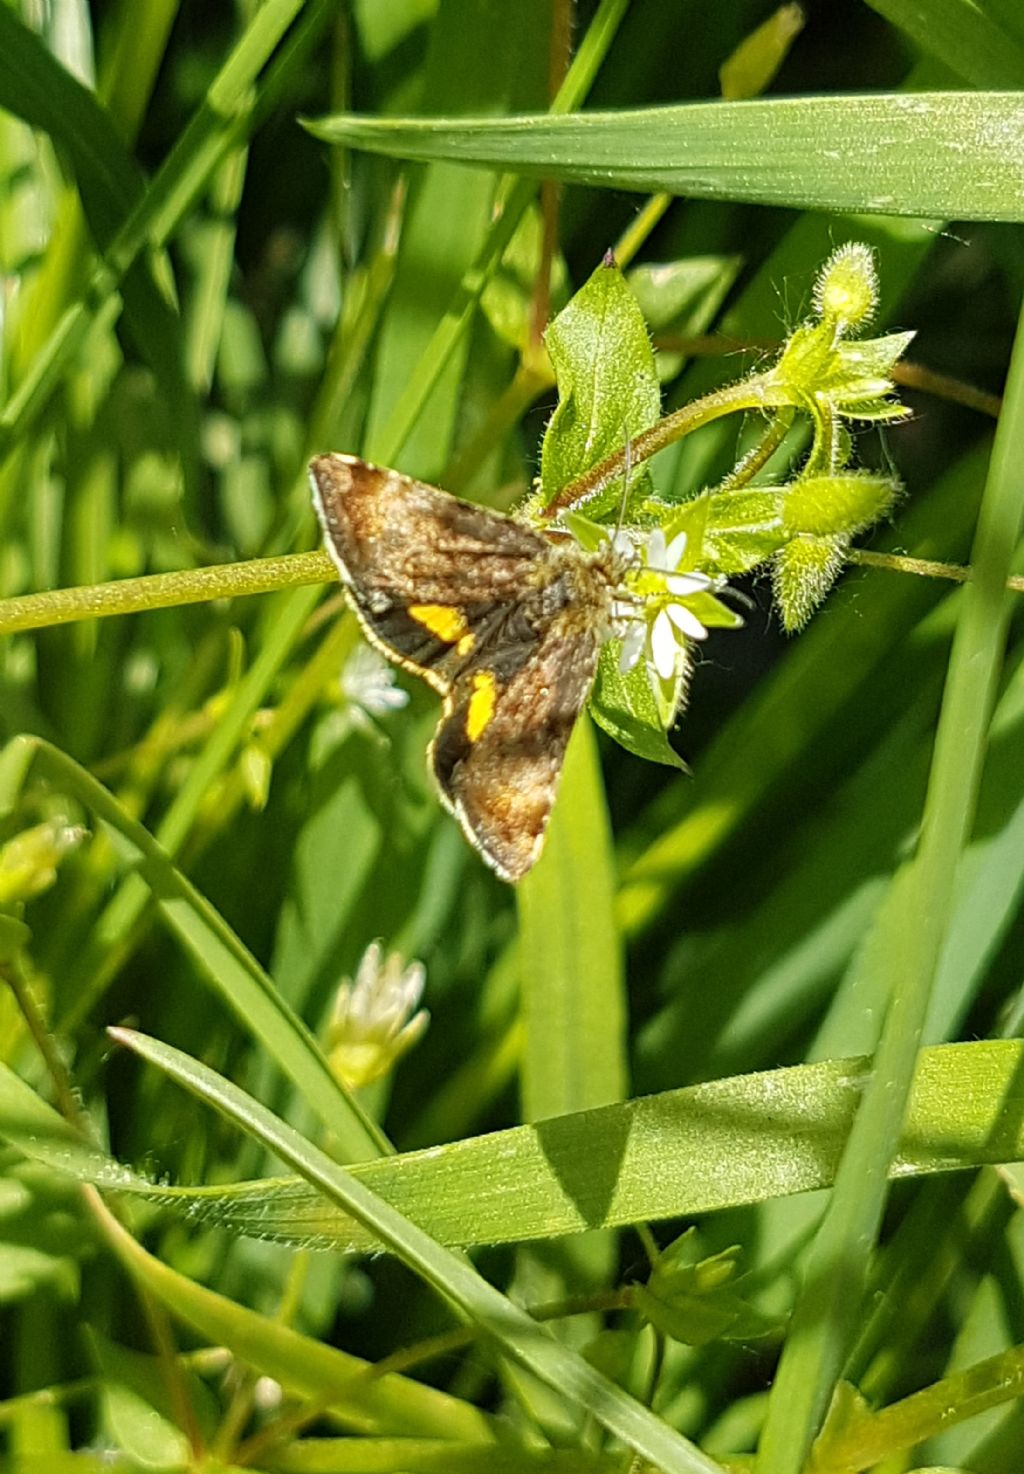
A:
1 3 1024 1472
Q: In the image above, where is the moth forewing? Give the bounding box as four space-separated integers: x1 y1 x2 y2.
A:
310 453 623 880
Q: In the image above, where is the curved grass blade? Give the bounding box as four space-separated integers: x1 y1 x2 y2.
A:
866 0 1024 87
756 262 1024 1474
0 734 386 1163
86 1195 496 1443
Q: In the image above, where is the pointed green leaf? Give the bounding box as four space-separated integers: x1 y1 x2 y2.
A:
540 257 661 517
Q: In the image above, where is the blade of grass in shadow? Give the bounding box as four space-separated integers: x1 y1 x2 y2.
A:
866 0 1024 87
755 283 1024 1474
7 1041 1024 1253
110 1027 728 1474
361 2 541 474
85 1193 496 1443
0 735 387 1163
305 93 1024 224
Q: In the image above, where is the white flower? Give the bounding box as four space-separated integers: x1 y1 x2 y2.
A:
611 527 715 694
325 941 428 1090
340 644 409 718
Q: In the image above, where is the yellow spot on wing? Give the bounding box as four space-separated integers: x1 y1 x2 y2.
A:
466 670 497 742
409 603 469 644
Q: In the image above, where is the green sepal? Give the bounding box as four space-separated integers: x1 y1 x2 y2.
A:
772 533 849 632
557 510 612 552
707 488 785 531
836 330 915 383
782 471 900 538
831 397 913 423
706 528 787 573
685 590 744 631
702 487 786 574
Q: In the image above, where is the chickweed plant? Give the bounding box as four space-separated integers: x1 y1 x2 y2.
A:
1 6 1024 1474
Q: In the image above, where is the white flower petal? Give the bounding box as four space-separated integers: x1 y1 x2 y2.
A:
353 941 382 997
665 571 711 596
610 529 636 559
646 527 667 567
619 622 645 672
666 602 709 641
664 530 688 569
651 609 679 679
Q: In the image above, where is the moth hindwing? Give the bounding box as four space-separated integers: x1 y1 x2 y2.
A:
310 453 622 881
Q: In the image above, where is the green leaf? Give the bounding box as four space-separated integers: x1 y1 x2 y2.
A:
89 1192 496 1443
589 641 687 770
539 257 661 516
517 718 627 1119
539 259 687 761
9 1040 1023 1257
91 1332 197 1471
305 93 1024 223
865 0 1024 87
0 1162 81 1305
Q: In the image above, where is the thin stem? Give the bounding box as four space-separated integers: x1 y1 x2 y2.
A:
527 0 572 350
138 1288 206 1461
2 507 1022 646
716 409 794 492
614 192 672 270
0 551 334 635
847 547 1024 593
654 333 1003 420
543 377 771 515
1 954 87 1131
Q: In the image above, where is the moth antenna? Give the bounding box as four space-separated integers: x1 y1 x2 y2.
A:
614 423 633 542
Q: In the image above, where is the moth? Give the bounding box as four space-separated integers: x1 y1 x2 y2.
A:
310 453 625 882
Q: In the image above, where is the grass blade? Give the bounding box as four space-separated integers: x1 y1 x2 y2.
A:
307 93 1024 223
